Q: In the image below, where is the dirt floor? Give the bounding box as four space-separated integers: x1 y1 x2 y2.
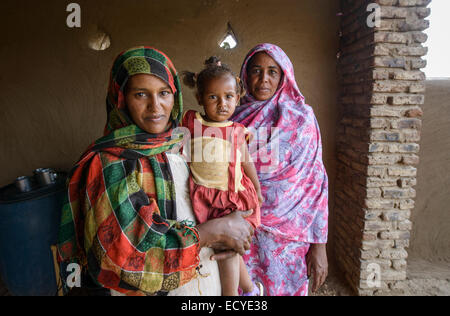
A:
312 258 450 296
2 258 448 296
402 258 450 296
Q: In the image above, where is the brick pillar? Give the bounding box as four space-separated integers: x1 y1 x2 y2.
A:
334 0 430 295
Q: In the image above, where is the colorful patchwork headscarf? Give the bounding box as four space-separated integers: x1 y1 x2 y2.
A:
231 43 328 243
57 47 199 296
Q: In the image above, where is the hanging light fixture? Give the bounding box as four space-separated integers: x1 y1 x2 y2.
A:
219 22 238 50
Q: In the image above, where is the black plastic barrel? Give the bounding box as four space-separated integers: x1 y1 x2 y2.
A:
0 174 66 296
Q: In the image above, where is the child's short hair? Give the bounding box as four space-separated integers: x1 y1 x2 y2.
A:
182 56 245 98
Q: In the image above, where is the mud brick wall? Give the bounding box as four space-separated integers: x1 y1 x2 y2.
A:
334 0 430 295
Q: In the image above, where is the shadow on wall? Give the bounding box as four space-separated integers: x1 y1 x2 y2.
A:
410 79 450 263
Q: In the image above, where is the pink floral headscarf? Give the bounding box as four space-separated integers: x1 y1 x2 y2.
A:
232 43 328 243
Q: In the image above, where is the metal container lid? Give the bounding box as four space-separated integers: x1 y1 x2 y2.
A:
0 173 67 204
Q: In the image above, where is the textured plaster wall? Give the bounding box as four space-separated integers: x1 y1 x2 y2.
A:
410 79 450 263
0 0 339 245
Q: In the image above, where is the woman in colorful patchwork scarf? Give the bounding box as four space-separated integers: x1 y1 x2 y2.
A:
231 43 329 296
56 46 254 296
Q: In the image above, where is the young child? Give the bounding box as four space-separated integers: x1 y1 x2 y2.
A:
181 57 263 296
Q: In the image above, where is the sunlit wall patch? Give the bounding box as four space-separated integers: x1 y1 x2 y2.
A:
219 23 238 50
88 27 111 51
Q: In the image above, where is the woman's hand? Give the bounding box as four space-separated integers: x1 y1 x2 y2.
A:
306 243 328 293
257 190 264 206
196 210 254 260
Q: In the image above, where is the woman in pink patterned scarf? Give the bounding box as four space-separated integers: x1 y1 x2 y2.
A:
231 43 329 296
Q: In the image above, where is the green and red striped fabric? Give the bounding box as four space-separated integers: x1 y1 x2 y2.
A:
57 47 199 295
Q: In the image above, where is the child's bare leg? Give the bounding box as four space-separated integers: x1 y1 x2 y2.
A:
216 253 240 296
239 255 254 293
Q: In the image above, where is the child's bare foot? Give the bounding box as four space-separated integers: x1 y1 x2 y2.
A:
242 281 264 296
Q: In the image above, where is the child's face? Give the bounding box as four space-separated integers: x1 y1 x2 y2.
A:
197 75 239 122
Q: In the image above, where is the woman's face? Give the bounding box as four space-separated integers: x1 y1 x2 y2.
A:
125 74 174 134
246 52 282 101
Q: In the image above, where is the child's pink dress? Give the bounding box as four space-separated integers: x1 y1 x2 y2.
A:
181 110 260 228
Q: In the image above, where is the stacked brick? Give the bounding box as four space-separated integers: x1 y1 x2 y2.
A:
335 0 429 295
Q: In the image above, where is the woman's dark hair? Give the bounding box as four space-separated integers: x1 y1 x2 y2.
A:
182 56 245 99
